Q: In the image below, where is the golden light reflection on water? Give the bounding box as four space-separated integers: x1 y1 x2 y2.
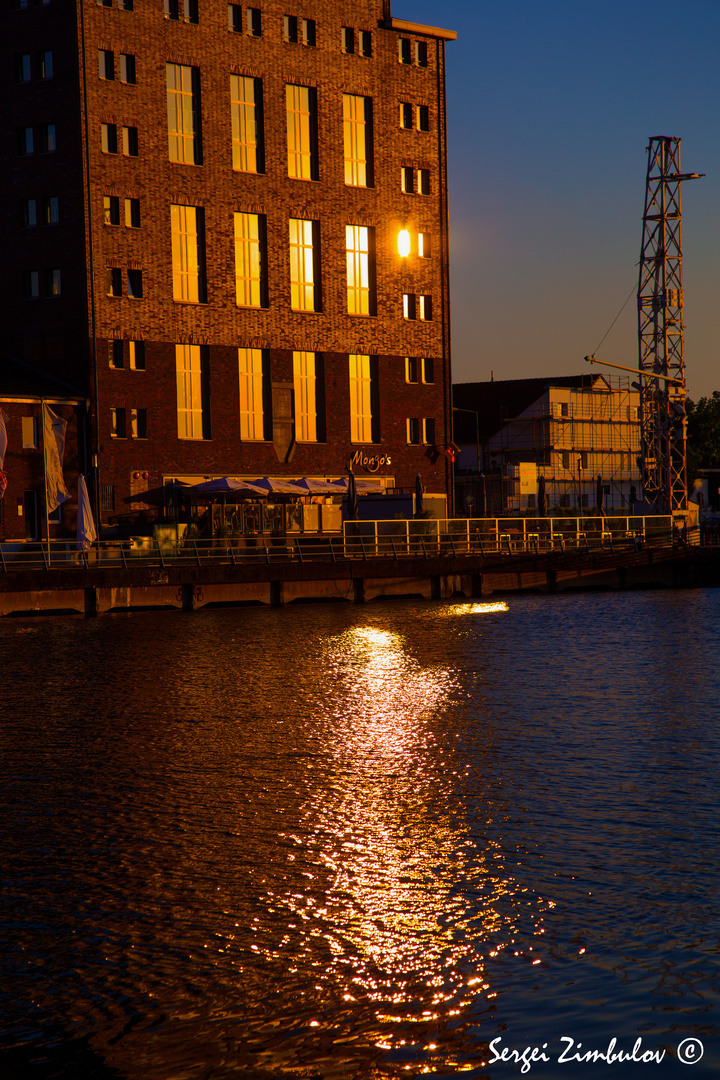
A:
257 620 550 1073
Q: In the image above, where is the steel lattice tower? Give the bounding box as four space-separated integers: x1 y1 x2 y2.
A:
637 136 701 514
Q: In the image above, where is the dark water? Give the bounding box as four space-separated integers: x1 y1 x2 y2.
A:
2 591 719 1079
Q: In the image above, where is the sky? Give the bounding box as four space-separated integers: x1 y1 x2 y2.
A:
392 0 720 401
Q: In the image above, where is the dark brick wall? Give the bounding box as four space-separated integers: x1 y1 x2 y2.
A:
2 0 455 525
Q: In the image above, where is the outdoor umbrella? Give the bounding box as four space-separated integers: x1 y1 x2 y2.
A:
76 474 97 551
250 477 309 495
347 469 359 520
191 477 266 496
291 477 342 494
596 475 604 513
330 477 384 494
538 475 547 518
415 473 424 516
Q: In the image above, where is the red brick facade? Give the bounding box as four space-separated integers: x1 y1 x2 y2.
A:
1 0 455 529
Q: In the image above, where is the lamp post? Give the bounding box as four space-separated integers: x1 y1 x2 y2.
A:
453 407 481 517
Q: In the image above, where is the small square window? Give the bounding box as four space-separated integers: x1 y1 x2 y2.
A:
341 26 354 53
399 38 411 64
127 269 143 298
104 195 120 225
15 53 31 81
401 166 414 194
99 49 114 79
418 169 430 195
129 340 145 370
405 357 418 383
421 357 434 384
125 198 140 228
120 54 136 83
417 105 429 131
228 3 242 31
283 15 298 42
22 416 39 448
415 41 428 67
110 407 126 439
41 196 59 224
400 102 413 129
107 267 122 296
21 198 37 227
360 30 372 57
418 231 430 258
109 339 124 368
246 7 261 34
407 418 420 444
22 270 40 299
403 293 416 320
419 294 432 321
122 126 138 156
101 123 117 153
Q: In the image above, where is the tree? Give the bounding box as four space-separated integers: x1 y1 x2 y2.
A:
686 394 720 480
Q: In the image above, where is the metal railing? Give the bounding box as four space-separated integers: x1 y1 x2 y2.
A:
0 516 680 573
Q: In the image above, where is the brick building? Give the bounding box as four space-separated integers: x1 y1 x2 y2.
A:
1 0 456 535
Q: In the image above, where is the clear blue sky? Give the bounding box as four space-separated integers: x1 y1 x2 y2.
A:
392 0 720 400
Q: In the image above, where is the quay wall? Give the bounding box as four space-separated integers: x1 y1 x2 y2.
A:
2 547 719 617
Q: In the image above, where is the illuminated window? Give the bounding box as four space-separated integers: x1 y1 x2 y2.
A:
289 217 319 311
233 211 267 308
401 166 414 193
349 354 378 443
238 347 265 440
22 417 39 448
403 293 416 320
419 294 432 320
171 204 206 303
346 224 375 315
176 344 208 439
417 105 429 131
286 84 317 180
418 168 430 195
418 231 430 258
343 94 372 187
293 351 317 442
230 75 263 173
166 63 201 164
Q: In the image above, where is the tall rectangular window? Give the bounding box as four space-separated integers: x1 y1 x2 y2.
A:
171 204 206 303
21 198 37 227
127 269 143 298
176 344 208 439
301 19 315 46
125 197 140 228
101 123 117 153
230 75 263 173
418 231 430 258
346 225 375 316
234 212 267 308
341 27 354 53
246 7 261 34
99 49 114 79
286 84 317 180
122 126 138 156
15 53 31 81
109 339 124 368
18 127 34 155
38 124 56 153
119 54 136 83
228 3 242 31
42 196 59 225
343 94 372 187
167 63 201 165
129 340 145 370
293 351 317 442
37 50 53 79
289 218 319 312
349 354 377 443
104 195 120 225
238 347 265 440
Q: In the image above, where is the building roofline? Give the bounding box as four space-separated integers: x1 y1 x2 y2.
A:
383 17 457 40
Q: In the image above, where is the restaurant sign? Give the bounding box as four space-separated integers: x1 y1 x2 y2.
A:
351 450 392 473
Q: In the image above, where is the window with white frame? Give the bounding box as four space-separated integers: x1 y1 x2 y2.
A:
176 344 207 439
238 347 264 440
230 74 263 172
234 212 266 308
293 351 317 442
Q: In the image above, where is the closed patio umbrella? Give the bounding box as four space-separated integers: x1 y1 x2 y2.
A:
596 474 604 513
347 469 359 521
415 473 424 516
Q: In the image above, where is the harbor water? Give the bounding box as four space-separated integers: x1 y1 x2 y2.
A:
2 590 719 1079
